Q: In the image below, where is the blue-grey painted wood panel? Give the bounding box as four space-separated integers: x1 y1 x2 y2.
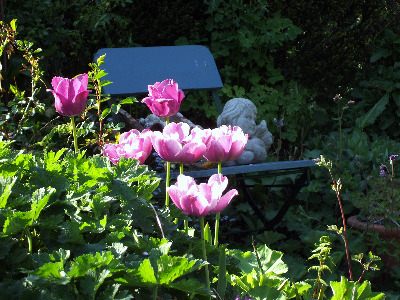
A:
94 45 223 97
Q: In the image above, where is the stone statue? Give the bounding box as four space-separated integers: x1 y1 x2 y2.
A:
217 98 273 165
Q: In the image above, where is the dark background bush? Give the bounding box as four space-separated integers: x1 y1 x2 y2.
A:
2 0 400 145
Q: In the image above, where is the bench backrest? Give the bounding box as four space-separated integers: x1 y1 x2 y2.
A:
93 45 224 113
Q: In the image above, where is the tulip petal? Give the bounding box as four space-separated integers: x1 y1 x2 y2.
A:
211 189 238 214
48 74 90 116
176 142 206 164
167 185 184 211
164 122 190 140
159 139 182 162
204 140 226 162
103 143 124 165
141 79 184 117
180 194 210 216
119 129 140 143
72 91 90 115
208 174 228 198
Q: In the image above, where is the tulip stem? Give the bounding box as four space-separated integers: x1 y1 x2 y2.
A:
214 162 222 246
179 163 189 233
152 285 158 300
214 212 220 246
165 116 170 207
25 227 33 255
165 161 170 207
71 116 78 153
200 216 211 295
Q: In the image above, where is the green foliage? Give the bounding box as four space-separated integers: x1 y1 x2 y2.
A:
330 276 385 300
0 19 49 146
5 0 206 78
228 244 312 299
204 0 302 89
304 129 400 213
267 0 399 100
352 252 381 273
178 0 316 152
3 1 398 297
353 28 400 137
0 141 172 298
0 141 318 299
84 53 129 148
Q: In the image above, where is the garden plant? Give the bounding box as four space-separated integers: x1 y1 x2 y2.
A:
2 0 400 298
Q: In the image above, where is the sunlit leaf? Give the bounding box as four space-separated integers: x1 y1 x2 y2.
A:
0 176 17 208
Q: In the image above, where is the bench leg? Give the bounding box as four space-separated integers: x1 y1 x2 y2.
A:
227 169 309 234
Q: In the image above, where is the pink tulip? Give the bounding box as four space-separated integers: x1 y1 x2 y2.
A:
151 122 207 164
103 129 153 165
204 125 248 162
167 174 238 216
141 79 185 117
103 143 126 165
47 74 91 116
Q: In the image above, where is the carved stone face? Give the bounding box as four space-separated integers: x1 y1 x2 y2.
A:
234 109 256 136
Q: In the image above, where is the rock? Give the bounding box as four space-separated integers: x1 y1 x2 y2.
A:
139 113 202 131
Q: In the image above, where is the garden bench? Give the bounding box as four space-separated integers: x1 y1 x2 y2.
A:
94 45 316 232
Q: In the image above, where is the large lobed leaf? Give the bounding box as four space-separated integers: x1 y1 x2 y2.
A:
330 276 385 300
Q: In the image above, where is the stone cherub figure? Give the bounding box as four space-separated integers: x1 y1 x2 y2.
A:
217 98 273 165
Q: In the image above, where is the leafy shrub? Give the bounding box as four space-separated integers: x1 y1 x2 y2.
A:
0 141 311 299
0 141 211 298
4 0 207 78
177 0 317 155
352 28 400 138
